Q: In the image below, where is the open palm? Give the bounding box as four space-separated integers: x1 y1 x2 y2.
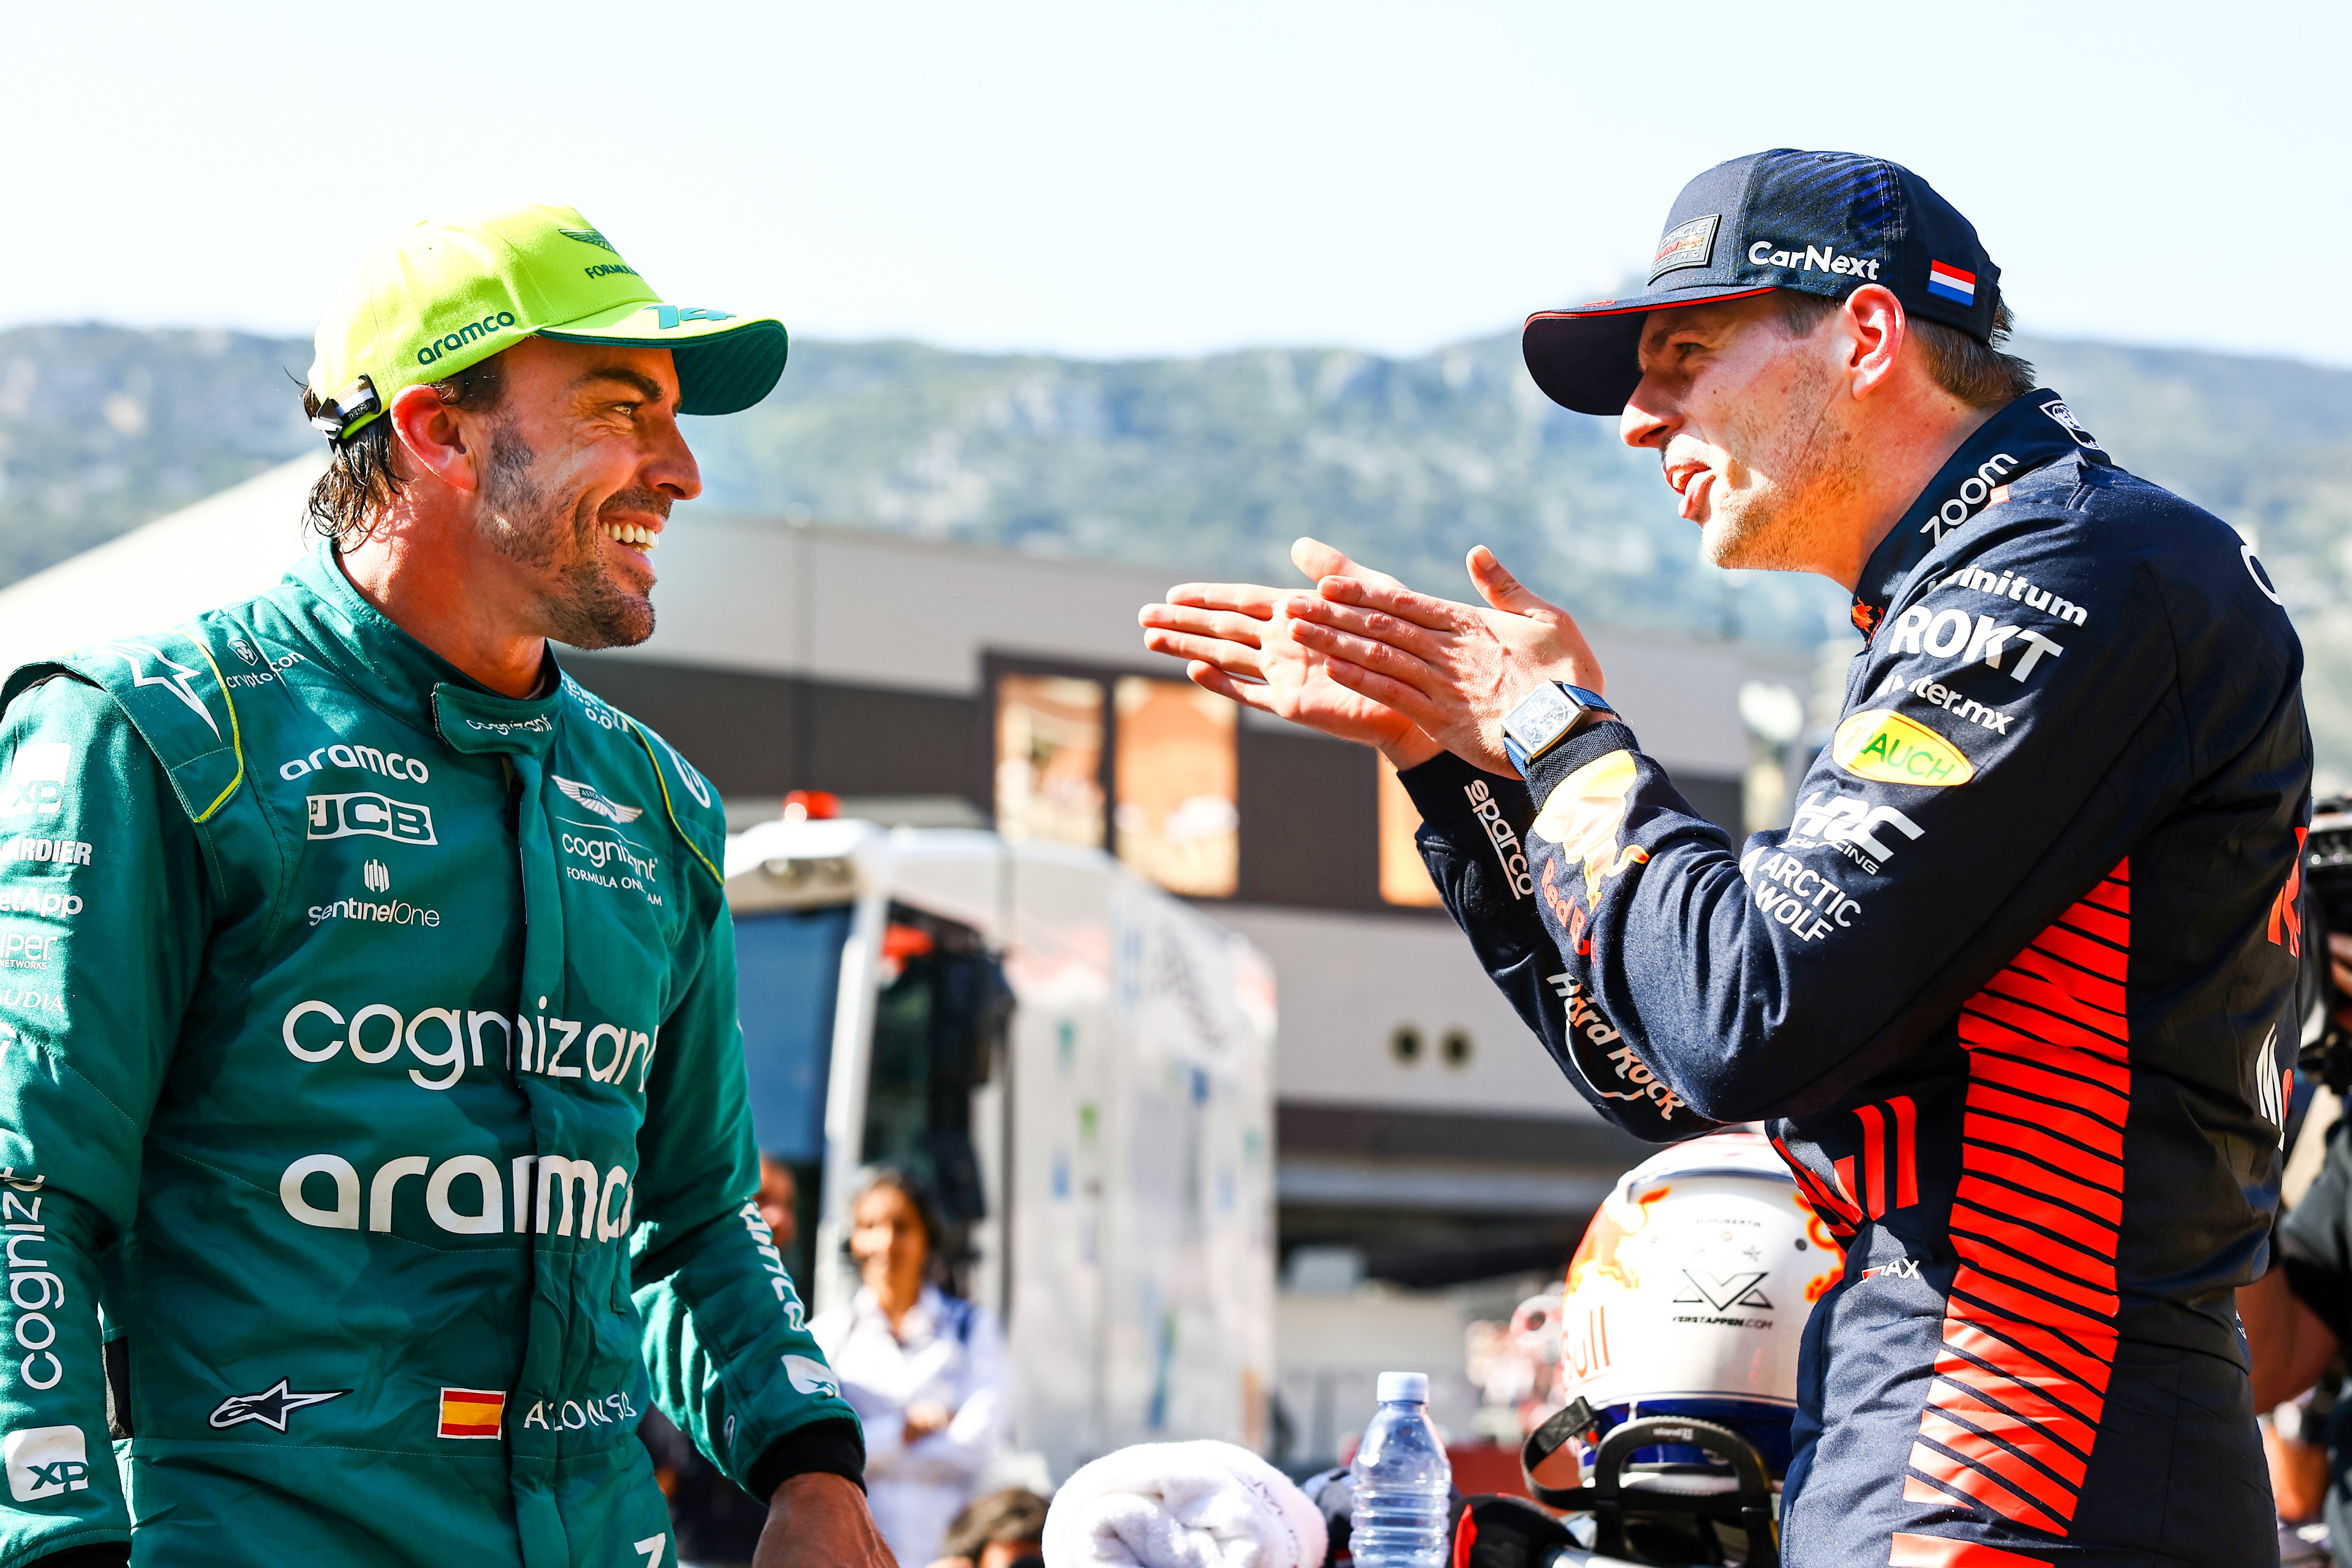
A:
1139 538 1439 765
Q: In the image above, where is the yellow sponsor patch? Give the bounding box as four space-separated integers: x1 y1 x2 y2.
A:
1831 709 1974 787
1531 749 1651 908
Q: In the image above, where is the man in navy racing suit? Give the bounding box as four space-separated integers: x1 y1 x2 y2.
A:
1140 150 2309 1565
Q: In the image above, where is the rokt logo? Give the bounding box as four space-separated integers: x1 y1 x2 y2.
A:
307 793 436 845
1882 606 2064 684
5 1426 86 1502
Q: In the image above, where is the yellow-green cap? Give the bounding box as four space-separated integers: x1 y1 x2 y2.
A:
305 202 787 441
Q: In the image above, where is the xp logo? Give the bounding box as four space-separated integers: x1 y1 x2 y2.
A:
364 859 390 894
0 744 69 821
307 793 436 845
5 1425 87 1501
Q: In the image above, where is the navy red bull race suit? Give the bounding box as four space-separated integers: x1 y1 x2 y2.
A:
1400 390 2310 1566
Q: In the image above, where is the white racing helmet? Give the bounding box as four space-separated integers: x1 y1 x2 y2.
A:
1558 1127 1845 1474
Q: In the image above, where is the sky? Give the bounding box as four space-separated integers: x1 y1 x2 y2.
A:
9 1 2347 368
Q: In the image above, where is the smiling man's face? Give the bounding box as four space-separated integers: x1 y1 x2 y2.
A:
1618 293 1861 574
469 336 700 649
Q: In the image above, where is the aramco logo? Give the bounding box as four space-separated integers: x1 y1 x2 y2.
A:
363 859 390 894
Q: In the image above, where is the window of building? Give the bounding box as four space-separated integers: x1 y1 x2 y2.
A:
994 673 1106 849
1113 676 1238 898
1376 755 1442 907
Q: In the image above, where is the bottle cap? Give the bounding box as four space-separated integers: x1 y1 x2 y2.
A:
1376 1371 1430 1403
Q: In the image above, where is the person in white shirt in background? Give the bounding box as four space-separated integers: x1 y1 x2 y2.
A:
812 1168 1006 1567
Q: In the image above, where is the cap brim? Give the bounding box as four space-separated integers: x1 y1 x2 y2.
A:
539 301 789 416
1522 285 1775 416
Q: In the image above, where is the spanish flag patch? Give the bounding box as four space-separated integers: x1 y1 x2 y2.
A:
438 1388 506 1440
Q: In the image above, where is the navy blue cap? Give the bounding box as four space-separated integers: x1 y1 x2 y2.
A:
1524 149 2004 415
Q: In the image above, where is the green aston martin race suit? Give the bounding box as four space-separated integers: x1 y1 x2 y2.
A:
0 546 861 1568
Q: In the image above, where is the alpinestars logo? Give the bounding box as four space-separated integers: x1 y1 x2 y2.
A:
96 641 219 737
207 1379 350 1432
555 776 643 824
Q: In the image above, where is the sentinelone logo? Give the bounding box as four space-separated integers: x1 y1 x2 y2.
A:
310 860 441 928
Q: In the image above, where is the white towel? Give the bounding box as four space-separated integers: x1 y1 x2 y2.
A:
1043 1440 1328 1568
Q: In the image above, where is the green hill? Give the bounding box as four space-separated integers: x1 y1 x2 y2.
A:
3 321 2345 775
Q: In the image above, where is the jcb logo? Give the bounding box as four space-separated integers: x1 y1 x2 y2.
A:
307 793 436 845
5 1426 88 1501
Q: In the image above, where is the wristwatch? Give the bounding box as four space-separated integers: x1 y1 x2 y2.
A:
1501 682 1619 775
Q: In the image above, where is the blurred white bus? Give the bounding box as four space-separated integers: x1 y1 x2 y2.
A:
724 812 1277 1482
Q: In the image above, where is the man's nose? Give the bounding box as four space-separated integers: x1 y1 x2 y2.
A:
649 420 703 503
1619 385 1675 450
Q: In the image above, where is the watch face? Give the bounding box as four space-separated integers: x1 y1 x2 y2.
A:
1504 684 1578 756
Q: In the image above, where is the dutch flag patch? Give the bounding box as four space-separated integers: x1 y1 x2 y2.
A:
1925 261 1977 305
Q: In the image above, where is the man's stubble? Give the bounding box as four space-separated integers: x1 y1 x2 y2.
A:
479 422 660 651
1696 351 1863 575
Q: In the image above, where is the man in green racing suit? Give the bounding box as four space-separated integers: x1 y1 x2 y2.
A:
0 204 893 1568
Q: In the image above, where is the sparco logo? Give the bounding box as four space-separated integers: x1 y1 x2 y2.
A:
280 741 430 785
1463 778 1534 899
307 793 436 845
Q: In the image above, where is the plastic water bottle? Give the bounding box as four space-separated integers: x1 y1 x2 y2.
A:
1349 1371 1452 1568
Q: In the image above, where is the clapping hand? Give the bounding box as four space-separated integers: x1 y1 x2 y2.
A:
1280 544 1608 775
1139 538 1442 768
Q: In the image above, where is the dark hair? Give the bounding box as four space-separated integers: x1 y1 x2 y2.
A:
941 1489 1051 1559
300 353 509 551
848 1165 949 1274
1772 289 2035 409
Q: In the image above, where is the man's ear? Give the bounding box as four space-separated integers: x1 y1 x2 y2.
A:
386 383 483 495
1841 284 1906 400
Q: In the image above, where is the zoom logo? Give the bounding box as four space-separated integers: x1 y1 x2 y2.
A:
307 793 436 845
